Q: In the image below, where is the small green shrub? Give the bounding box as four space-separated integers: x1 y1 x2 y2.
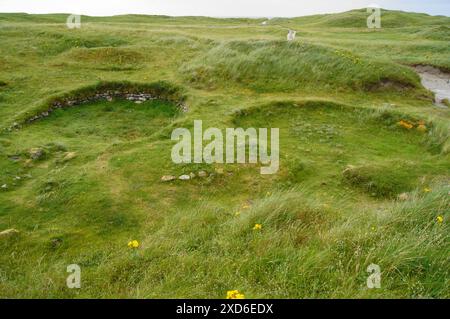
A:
342 162 417 198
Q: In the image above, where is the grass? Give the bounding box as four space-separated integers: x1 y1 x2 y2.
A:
0 9 449 299
181 41 422 92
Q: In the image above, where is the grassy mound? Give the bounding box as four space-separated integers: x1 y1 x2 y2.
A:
30 31 127 56
282 9 450 28
233 100 449 191
342 163 416 198
417 26 450 41
181 41 420 92
12 80 187 126
0 99 180 197
59 47 144 71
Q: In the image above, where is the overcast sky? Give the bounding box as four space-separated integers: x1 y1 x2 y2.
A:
0 0 448 17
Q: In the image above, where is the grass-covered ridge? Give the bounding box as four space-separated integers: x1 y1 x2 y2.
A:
0 9 449 298
182 41 422 92
8 80 187 127
277 9 450 28
233 100 449 195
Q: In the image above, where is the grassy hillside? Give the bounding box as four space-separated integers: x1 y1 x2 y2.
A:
277 9 450 28
0 9 449 298
181 40 421 92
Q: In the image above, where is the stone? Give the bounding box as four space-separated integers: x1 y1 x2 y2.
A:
50 238 63 248
178 103 189 112
342 165 356 174
1 184 7 189
215 168 224 175
63 152 77 162
161 175 176 182
29 148 44 160
0 228 19 238
198 171 208 178
8 155 20 162
398 193 409 201
135 101 143 104
287 29 297 41
179 175 191 181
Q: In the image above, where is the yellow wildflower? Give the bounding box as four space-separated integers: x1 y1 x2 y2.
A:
437 216 444 224
235 211 241 216
397 120 413 130
253 224 262 231
128 240 139 249
424 188 431 193
242 204 251 209
417 124 427 132
226 290 245 299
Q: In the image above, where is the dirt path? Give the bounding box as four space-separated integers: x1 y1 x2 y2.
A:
414 65 450 108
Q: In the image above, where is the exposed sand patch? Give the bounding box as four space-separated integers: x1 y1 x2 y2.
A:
414 65 450 107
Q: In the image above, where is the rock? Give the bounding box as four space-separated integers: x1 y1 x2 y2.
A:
1 184 7 189
29 148 44 160
106 96 113 102
342 165 356 174
0 228 19 238
161 175 176 182
24 159 33 167
398 193 409 201
135 101 143 104
179 175 191 181
215 168 224 175
8 155 20 162
50 238 63 248
63 152 77 162
14 176 21 180
178 103 189 112
198 171 208 177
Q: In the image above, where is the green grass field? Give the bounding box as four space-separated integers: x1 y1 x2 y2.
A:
0 9 449 298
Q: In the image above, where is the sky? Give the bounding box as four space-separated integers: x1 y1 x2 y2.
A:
0 0 449 17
